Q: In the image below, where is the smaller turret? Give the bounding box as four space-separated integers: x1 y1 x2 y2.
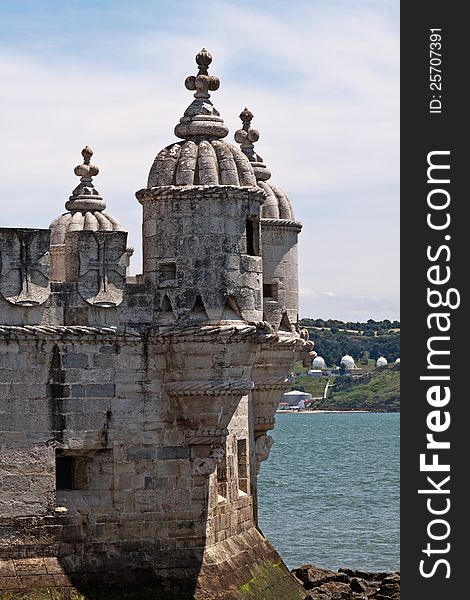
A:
235 109 301 331
49 147 124 282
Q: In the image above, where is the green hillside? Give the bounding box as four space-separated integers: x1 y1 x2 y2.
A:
290 362 400 412
322 363 400 411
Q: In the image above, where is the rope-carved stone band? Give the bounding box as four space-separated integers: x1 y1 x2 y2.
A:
166 379 254 396
136 184 265 203
261 218 303 232
0 325 141 342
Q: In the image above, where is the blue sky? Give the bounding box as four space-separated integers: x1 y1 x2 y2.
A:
0 0 399 321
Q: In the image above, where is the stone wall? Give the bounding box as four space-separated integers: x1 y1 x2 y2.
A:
261 220 302 331
137 185 265 324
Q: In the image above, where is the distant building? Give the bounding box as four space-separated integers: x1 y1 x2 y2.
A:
376 356 388 366
340 354 356 369
281 390 313 408
307 369 323 377
311 355 326 369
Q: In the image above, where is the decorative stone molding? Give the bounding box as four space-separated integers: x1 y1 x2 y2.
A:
184 428 229 446
254 417 276 428
192 444 225 476
260 218 303 232
0 228 50 306
153 322 268 345
70 230 128 307
137 184 264 203
0 325 141 341
166 380 253 396
254 434 274 474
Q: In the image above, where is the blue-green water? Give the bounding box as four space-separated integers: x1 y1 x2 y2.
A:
257 412 399 571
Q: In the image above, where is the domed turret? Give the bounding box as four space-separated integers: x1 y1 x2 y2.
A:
49 147 124 281
137 50 264 324
376 356 388 366
235 109 301 331
340 354 356 369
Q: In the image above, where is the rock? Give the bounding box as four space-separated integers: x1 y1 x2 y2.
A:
350 577 367 593
371 573 400 599
319 581 351 599
304 591 331 600
338 568 390 582
292 565 349 590
293 564 400 599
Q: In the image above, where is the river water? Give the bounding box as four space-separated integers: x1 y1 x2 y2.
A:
257 412 400 571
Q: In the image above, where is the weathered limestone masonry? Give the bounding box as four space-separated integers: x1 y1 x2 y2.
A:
0 49 311 599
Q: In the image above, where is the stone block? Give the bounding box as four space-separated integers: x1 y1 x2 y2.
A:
127 447 156 461
62 353 89 369
0 576 20 590
20 574 56 588
157 446 191 460
12 558 46 575
0 560 15 577
43 557 63 575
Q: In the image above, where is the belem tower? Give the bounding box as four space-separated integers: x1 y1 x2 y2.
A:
0 49 313 599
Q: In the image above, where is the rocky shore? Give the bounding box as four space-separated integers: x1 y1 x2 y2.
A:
291 564 400 599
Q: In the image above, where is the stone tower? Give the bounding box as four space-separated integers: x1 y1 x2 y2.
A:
0 50 310 599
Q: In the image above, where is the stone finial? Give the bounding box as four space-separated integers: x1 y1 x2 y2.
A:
184 48 220 97
234 108 261 162
175 49 228 140
66 146 106 212
234 109 271 181
74 146 99 180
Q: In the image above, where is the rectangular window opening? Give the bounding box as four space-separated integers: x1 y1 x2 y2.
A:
246 217 260 257
263 283 278 301
158 261 177 283
55 449 111 491
237 438 248 494
216 459 228 501
56 455 74 490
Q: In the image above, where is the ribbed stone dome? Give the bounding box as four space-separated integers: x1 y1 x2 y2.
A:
147 140 256 188
49 146 123 245
147 49 257 190
257 180 294 219
50 211 123 245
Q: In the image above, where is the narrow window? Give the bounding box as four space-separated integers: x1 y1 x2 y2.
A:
246 216 260 256
237 439 248 494
56 456 73 490
217 460 228 501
